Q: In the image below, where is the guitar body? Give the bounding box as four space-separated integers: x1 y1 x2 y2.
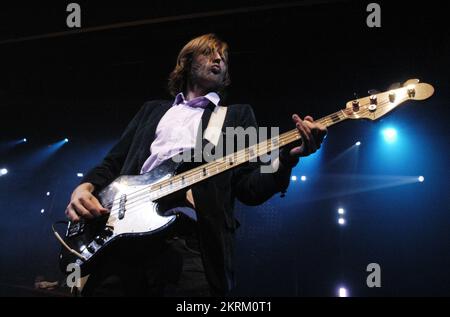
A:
59 159 185 276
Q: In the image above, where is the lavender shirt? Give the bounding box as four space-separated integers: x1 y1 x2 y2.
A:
140 92 220 174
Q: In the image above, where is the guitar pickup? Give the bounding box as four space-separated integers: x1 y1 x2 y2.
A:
118 194 127 220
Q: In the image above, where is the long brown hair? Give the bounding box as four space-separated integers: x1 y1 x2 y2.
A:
168 33 231 97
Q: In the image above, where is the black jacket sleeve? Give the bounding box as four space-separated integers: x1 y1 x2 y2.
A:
80 103 149 191
231 104 293 206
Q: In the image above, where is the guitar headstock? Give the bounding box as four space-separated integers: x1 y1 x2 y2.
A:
343 79 434 121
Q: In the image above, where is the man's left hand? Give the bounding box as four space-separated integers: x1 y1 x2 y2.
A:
289 114 327 157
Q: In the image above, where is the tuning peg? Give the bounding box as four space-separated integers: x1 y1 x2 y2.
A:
368 89 380 95
388 82 402 90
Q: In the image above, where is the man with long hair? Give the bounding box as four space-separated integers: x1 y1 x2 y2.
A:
65 34 327 296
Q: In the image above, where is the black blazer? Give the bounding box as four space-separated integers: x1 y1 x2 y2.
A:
82 100 293 295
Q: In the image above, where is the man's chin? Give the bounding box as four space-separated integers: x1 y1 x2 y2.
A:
191 75 224 93
202 80 223 92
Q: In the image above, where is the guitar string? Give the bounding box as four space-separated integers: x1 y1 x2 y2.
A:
99 97 404 216
103 97 401 217
102 97 401 217
102 100 383 217
101 108 345 209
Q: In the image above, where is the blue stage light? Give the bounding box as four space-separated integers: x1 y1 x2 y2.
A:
0 168 8 176
355 141 361 146
291 175 297 182
77 173 84 178
301 176 307 182
40 209 45 214
46 192 51 196
338 218 346 225
382 128 397 143
418 176 425 183
338 208 345 215
64 138 69 143
23 138 27 143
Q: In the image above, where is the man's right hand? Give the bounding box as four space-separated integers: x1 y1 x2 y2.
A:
65 183 109 222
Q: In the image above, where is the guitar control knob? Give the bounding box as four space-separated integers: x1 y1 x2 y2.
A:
352 100 360 112
94 236 105 245
87 244 96 254
104 227 114 237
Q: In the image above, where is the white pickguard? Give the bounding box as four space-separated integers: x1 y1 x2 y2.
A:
105 180 176 236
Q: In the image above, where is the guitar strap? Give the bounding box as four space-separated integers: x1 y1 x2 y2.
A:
203 105 227 147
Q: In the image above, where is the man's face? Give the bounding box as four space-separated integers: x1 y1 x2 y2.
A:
189 48 227 92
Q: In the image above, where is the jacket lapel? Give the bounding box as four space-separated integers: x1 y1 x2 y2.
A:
200 101 216 136
191 101 214 162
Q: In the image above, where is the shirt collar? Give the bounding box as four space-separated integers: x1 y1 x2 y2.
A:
173 92 220 108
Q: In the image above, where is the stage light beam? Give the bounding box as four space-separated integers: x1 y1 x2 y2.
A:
418 176 425 183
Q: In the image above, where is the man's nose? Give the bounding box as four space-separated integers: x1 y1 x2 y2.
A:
211 51 222 64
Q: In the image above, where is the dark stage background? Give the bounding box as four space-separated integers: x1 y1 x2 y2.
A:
0 0 449 296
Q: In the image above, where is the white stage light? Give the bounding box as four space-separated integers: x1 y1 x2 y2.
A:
338 287 348 297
